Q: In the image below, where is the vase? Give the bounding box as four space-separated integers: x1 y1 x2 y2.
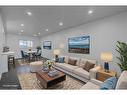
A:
48 65 52 71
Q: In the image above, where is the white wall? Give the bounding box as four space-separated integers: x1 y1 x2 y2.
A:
40 11 127 75
0 10 6 73
6 34 40 58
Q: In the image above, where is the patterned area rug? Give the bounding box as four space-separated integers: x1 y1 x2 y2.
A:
16 59 85 89
18 73 84 89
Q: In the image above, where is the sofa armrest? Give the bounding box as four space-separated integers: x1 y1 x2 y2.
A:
89 66 101 79
90 79 103 86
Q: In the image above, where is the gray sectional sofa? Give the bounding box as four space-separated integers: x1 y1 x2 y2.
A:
53 56 100 82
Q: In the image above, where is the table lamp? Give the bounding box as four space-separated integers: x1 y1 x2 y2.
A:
100 52 113 73
53 49 60 62
29 48 32 51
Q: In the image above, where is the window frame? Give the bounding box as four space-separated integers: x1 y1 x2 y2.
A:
19 40 33 48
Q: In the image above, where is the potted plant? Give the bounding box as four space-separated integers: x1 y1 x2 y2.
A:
43 60 54 71
46 60 53 70
36 46 41 50
116 41 127 71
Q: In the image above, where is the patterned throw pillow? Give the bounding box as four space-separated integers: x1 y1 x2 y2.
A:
68 58 77 66
83 61 95 72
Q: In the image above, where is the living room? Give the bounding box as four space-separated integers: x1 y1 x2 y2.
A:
0 4 127 94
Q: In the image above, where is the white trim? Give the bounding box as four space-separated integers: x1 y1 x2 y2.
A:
0 73 1 80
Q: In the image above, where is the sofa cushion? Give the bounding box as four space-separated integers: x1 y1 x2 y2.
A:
80 81 100 89
83 61 95 72
87 59 96 65
64 56 69 64
68 58 77 66
100 77 118 89
61 63 79 72
79 59 87 67
73 68 90 79
116 71 127 89
54 63 78 72
54 62 65 67
79 59 96 68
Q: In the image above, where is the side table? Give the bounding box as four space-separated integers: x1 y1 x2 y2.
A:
96 69 117 81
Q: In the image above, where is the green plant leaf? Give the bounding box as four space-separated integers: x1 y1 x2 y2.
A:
116 41 127 71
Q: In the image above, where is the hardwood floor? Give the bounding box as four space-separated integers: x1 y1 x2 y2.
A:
14 58 44 73
8 59 30 73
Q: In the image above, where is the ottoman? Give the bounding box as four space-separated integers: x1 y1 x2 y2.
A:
30 61 43 72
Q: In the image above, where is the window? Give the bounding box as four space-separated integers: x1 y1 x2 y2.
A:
19 40 33 48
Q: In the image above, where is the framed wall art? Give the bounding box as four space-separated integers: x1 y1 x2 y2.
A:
68 36 90 54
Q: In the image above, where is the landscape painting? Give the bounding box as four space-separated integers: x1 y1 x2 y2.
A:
43 41 52 50
68 36 90 54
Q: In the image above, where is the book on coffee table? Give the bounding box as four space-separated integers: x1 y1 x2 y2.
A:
48 70 59 77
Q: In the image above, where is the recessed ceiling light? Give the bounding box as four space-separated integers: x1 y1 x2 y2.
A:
21 30 24 32
21 24 24 26
59 22 63 26
38 33 40 35
45 29 49 31
88 10 93 15
26 11 32 16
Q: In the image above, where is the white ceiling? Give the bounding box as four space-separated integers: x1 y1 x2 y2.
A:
1 6 127 37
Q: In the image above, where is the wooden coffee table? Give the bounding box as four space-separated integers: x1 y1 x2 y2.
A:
36 70 66 88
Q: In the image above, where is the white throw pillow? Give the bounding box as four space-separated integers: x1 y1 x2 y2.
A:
87 59 96 66
64 56 69 64
116 71 127 89
79 59 87 67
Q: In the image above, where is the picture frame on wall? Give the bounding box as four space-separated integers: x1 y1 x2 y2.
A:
68 36 90 54
43 41 52 50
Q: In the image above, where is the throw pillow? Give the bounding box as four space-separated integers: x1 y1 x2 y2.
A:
64 56 69 63
118 82 127 89
68 58 77 66
79 59 87 67
58 57 65 63
115 71 127 89
83 61 95 72
100 77 118 90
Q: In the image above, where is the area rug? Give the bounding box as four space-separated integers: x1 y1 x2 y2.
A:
16 59 85 89
18 73 84 90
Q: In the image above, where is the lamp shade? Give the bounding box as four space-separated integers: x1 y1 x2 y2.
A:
53 49 60 55
100 52 113 62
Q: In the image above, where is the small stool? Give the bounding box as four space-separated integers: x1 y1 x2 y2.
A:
30 61 43 72
8 55 15 70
